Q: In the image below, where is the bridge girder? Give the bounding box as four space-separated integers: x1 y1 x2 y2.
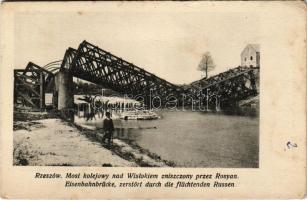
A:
14 62 55 109
194 67 259 107
62 40 185 106
14 40 259 110
56 41 259 108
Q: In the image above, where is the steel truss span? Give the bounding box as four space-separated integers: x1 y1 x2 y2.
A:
14 40 259 109
14 62 55 109
64 41 185 106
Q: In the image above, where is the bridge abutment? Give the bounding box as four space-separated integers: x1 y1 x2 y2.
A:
55 70 74 121
57 70 74 109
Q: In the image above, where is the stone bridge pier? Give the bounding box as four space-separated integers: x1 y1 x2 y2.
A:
54 70 74 121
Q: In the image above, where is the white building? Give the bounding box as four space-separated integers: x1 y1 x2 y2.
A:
241 44 260 67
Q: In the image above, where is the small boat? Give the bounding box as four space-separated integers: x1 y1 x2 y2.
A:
120 110 159 120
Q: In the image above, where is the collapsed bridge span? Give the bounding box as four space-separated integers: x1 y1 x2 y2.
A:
14 40 259 111
59 41 185 107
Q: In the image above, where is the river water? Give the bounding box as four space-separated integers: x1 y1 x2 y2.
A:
76 110 259 168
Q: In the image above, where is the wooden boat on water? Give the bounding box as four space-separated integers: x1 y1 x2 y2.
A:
120 110 159 120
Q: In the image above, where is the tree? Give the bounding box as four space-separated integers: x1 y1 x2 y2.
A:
197 52 215 79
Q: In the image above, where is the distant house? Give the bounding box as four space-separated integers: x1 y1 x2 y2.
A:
241 44 260 67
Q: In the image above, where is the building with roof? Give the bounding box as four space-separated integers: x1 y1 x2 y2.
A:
241 44 260 67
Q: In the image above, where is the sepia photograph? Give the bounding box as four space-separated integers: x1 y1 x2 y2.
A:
1 1 306 199
12 7 261 168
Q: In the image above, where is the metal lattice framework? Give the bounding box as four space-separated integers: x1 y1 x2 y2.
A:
14 62 55 108
61 41 185 106
189 66 259 107
24 62 55 90
14 40 259 109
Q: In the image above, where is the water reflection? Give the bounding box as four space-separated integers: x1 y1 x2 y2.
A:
114 127 142 142
75 109 259 168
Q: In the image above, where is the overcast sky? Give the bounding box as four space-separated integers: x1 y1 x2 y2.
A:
14 7 260 84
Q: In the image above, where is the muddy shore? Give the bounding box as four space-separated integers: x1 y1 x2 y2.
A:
13 108 173 167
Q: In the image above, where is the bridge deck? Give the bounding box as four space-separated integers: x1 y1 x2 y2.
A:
14 41 259 109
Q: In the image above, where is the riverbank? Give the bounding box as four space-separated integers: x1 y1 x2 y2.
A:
13 107 258 168
72 123 174 167
13 109 171 167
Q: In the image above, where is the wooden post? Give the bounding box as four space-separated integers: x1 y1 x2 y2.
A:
39 72 45 109
206 88 209 111
77 104 80 117
215 96 221 111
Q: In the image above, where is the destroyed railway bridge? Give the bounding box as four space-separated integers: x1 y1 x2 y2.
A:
14 40 259 111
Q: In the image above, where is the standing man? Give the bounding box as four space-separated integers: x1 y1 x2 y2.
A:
102 111 114 146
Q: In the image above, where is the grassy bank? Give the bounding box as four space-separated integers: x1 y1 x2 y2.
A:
71 123 174 167
13 108 173 167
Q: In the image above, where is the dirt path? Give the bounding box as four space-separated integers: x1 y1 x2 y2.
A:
13 118 137 167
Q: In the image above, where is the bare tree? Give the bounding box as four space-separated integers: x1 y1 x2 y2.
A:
197 52 215 79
